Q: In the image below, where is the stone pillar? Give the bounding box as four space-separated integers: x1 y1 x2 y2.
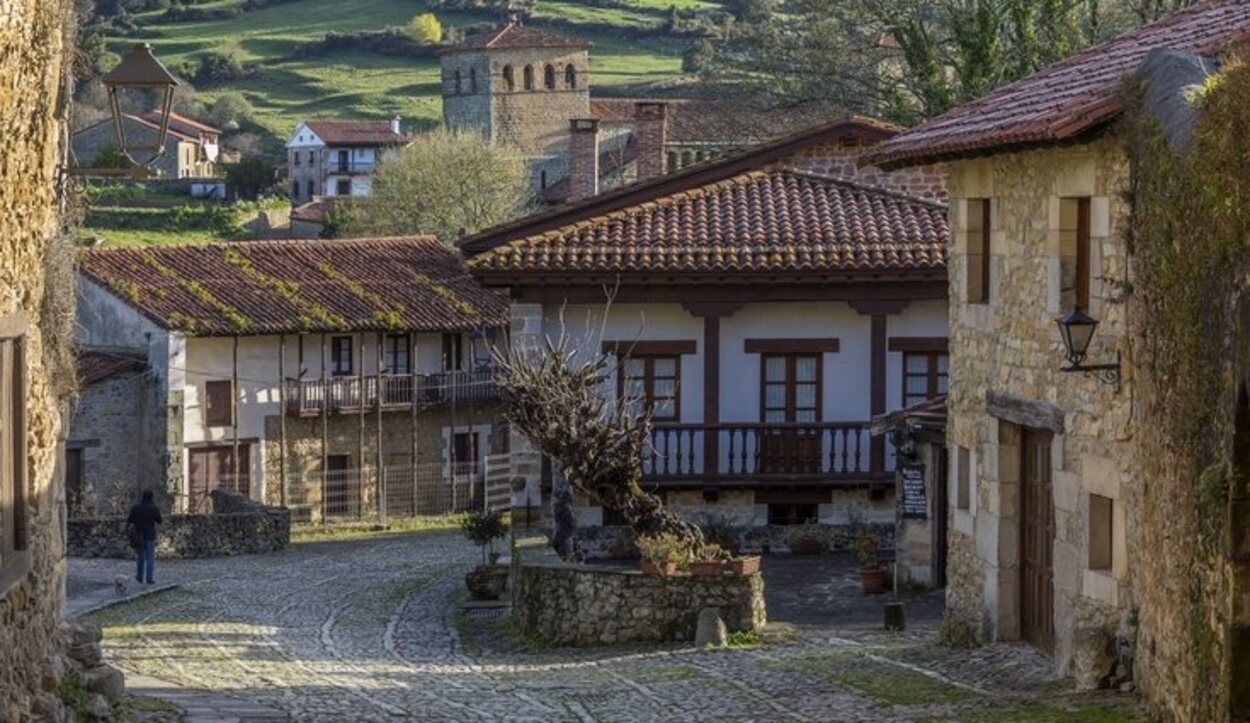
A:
508 303 545 523
634 102 668 182
568 118 599 201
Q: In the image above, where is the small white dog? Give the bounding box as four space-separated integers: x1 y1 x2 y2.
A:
114 574 129 597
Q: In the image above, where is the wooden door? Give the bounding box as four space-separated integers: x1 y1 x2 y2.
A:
188 445 249 513
759 354 821 475
933 446 949 588
1020 429 1055 654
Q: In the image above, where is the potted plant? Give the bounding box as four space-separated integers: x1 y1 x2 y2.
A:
855 533 886 594
725 554 762 576
460 510 510 600
785 521 828 554
695 511 742 555
688 544 730 577
637 532 688 576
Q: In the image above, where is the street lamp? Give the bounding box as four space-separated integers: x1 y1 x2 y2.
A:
1056 308 1120 387
73 43 179 177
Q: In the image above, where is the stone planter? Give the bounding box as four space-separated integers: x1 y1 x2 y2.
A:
640 560 678 577
859 566 885 594
689 560 727 577
465 564 510 600
726 555 761 576
788 538 826 555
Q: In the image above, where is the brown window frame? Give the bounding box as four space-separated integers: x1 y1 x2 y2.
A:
204 379 234 427
330 335 354 377
902 352 949 407
384 334 411 375
0 315 29 595
966 198 992 304
759 353 822 423
1061 196 1092 312
618 354 681 422
442 333 463 372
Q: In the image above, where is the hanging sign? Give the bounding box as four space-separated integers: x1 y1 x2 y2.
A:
899 463 928 519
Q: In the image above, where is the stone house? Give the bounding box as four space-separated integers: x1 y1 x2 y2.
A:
0 0 79 718
74 238 510 521
68 349 160 516
866 2 1250 716
463 116 949 538
72 110 221 179
285 119 408 203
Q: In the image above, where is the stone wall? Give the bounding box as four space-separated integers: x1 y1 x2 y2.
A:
71 116 206 179
782 141 948 202
943 136 1134 676
575 523 895 560
67 490 289 559
513 563 765 646
0 0 75 719
68 365 163 516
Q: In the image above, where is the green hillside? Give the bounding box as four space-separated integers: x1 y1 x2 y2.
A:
100 0 723 143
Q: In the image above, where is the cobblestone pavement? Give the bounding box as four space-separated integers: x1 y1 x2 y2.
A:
76 533 1141 722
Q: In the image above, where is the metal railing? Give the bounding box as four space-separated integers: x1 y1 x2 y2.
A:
285 368 498 416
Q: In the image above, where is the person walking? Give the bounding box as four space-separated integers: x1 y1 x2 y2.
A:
126 490 162 585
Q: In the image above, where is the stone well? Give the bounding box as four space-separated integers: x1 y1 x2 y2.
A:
513 563 766 646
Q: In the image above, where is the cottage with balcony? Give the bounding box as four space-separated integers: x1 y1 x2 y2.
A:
74 237 509 520
462 115 949 527
286 119 410 203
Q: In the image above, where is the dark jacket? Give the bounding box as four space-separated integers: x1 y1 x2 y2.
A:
127 501 163 543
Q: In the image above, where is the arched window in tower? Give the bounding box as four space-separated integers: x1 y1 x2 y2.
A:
565 64 577 88
523 65 534 90
469 68 477 94
503 65 515 91
454 69 462 95
544 64 556 90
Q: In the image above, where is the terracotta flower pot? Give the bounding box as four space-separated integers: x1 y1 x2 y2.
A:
689 560 727 577
788 538 826 555
859 566 885 595
640 560 678 577
726 555 761 576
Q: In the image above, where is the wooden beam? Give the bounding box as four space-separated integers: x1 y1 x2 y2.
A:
870 315 887 476
320 333 328 524
703 315 720 482
376 332 385 521
601 340 697 356
744 338 840 354
232 335 240 500
278 333 287 507
888 336 948 353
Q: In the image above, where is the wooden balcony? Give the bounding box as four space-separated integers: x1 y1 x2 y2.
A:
285 368 498 416
642 421 891 487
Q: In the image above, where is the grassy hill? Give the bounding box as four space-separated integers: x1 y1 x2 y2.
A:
103 0 723 143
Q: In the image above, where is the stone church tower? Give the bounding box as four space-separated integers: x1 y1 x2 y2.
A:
440 23 591 191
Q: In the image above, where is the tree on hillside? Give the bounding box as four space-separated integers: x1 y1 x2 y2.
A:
704 0 1157 122
333 129 532 244
408 13 443 45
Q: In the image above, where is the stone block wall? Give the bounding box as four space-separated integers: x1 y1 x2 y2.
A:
782 141 947 202
0 0 74 719
67 489 289 559
513 563 765 646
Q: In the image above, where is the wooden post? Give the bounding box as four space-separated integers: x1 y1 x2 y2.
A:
450 340 458 513
410 332 418 518
232 335 240 499
376 331 385 521
278 333 287 507
320 333 328 525
870 314 887 477
357 332 365 519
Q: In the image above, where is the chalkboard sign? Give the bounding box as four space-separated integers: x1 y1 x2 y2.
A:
900 464 928 519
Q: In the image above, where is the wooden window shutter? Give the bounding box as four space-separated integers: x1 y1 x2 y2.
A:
205 380 233 427
966 199 991 304
0 314 30 595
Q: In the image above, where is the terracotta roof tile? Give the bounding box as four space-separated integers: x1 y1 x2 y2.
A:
76 350 146 386
303 120 408 147
447 23 590 52
590 99 898 145
141 111 220 138
469 170 947 277
79 238 509 337
867 1 1250 168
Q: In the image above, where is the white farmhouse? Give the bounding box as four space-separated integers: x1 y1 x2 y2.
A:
286 119 409 204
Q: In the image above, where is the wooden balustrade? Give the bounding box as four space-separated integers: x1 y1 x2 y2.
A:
285 368 498 415
644 422 887 483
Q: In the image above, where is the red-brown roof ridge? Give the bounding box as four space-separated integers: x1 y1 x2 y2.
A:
867 1 1250 168
444 23 590 53
302 120 408 146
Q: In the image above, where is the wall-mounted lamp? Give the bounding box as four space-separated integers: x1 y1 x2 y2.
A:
69 43 179 178
1056 308 1121 387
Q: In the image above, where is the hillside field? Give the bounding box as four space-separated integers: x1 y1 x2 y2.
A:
106 0 720 142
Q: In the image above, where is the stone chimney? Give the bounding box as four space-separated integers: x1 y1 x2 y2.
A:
568 118 600 201
391 116 402 135
634 102 668 182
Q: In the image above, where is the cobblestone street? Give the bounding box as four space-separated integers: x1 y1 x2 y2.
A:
76 533 1141 722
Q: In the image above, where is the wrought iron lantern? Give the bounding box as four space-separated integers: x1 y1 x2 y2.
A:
86 43 180 175
1056 308 1121 387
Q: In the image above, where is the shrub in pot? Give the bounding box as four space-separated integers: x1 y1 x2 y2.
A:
637 532 689 577
784 521 828 554
725 555 761 576
854 534 885 594
694 511 742 555
688 543 731 577
460 510 510 600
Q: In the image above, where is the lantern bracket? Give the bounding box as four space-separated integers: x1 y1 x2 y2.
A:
1060 352 1121 389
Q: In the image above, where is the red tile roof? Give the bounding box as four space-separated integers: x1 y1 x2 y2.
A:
76 350 147 386
141 111 220 138
446 23 590 52
590 99 898 145
867 2 1250 168
303 120 408 147
468 170 947 279
79 238 510 337
461 114 912 256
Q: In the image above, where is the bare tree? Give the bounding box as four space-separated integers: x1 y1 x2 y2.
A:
492 315 705 560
